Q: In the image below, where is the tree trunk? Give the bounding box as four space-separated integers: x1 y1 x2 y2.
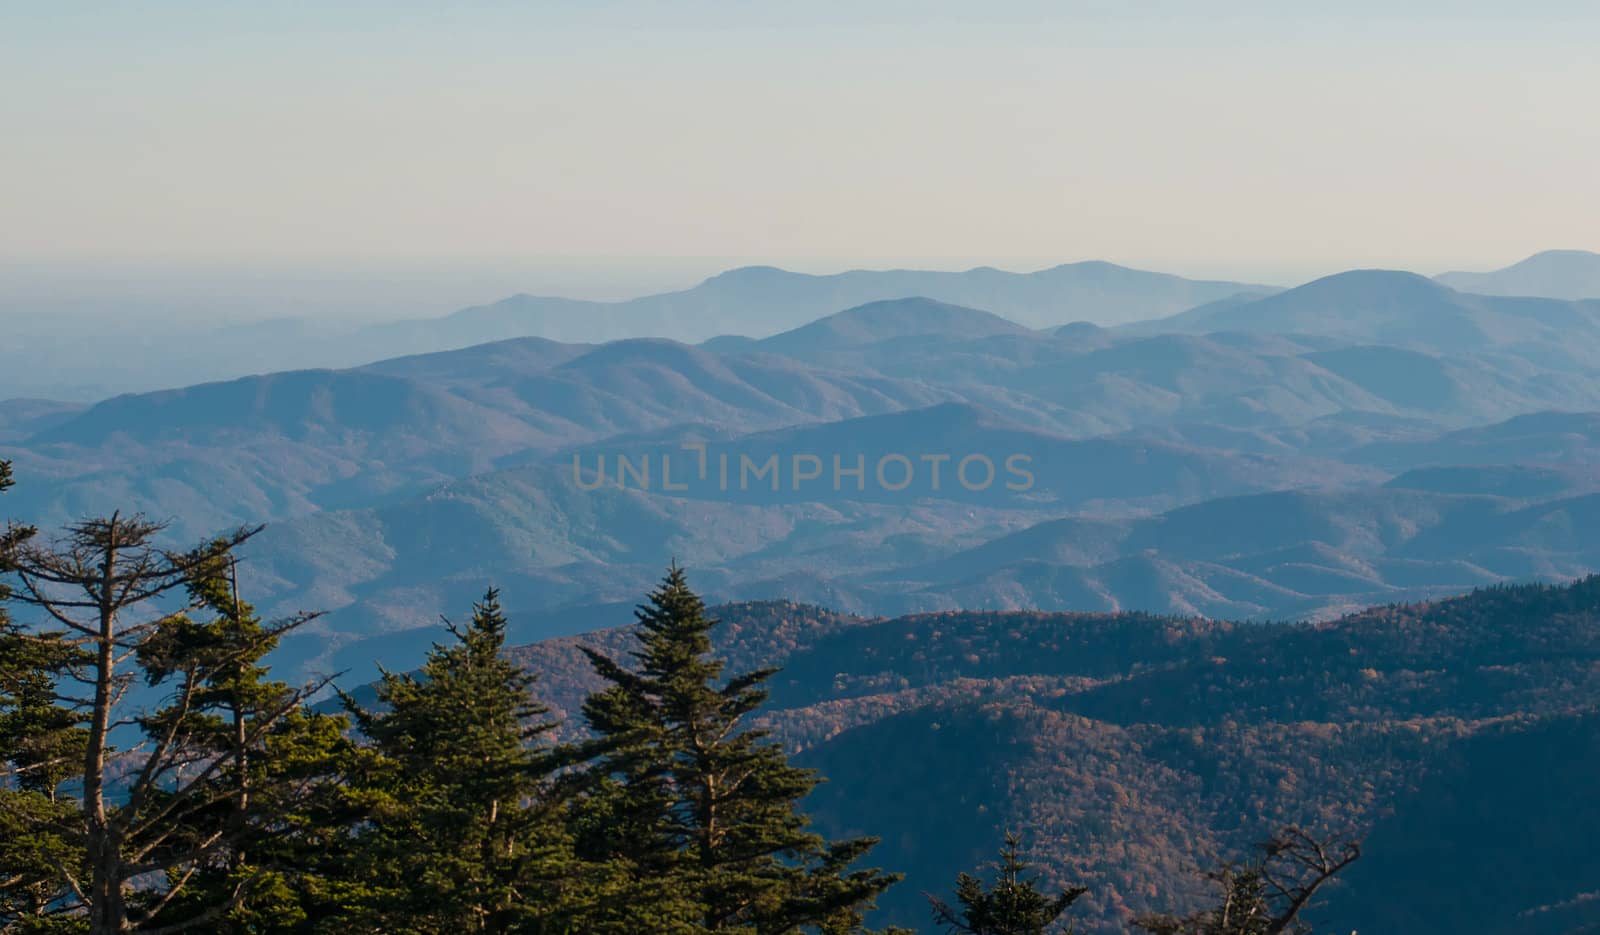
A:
84 519 122 935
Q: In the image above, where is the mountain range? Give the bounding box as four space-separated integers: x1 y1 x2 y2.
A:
8 262 1600 686
11 250 1599 403
8 251 1600 929
0 260 1271 400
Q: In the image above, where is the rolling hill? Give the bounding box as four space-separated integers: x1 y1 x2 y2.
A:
231 400 1376 682
222 402 1600 688
0 341 958 538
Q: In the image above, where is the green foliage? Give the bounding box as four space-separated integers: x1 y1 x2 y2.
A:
0 779 89 933
0 626 88 798
132 558 351 933
929 833 1086 935
1 497 341 934
573 564 901 933
1 462 90 932
2 518 1389 935
333 589 577 933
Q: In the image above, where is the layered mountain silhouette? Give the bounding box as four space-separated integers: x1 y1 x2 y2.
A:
10 255 1600 931
370 261 1271 350
1 261 1273 400
201 402 1600 685
7 260 1600 687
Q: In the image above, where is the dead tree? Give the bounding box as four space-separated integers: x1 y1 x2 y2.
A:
1133 826 1361 935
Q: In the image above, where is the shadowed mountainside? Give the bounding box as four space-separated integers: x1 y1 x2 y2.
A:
484 577 1600 931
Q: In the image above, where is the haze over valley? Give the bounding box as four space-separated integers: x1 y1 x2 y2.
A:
9 5 1600 930
7 251 1600 688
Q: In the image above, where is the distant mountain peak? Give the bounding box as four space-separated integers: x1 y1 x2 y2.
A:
1043 259 1131 273
757 296 1036 353
1435 249 1600 300
1229 268 1463 316
1053 320 1109 337
560 336 710 370
833 295 1026 322
1294 268 1448 293
700 265 802 286
1525 248 1600 260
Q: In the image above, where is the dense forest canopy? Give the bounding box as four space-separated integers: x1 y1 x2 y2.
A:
6 460 1600 932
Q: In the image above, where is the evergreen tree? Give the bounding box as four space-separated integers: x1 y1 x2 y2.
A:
131 552 352 933
1 459 91 933
928 833 1087 935
334 589 575 933
0 622 90 935
1 513 328 934
574 564 900 933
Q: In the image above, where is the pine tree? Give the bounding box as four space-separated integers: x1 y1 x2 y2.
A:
1 513 328 933
1 459 91 933
130 552 352 933
0 623 90 934
928 833 1087 935
334 589 575 933
573 564 901 933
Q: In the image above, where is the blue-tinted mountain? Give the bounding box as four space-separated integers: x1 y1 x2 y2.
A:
351 261 1272 352
1435 248 1600 300
0 261 1271 400
754 297 1041 355
0 398 85 442
358 335 593 387
873 481 1600 620
1352 409 1600 470
0 341 953 538
1141 269 1600 366
226 402 1383 681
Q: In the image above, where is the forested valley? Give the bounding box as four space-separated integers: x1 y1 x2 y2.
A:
8 459 1600 933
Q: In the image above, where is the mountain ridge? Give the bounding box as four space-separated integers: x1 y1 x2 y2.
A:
1436 248 1600 300
483 576 1600 931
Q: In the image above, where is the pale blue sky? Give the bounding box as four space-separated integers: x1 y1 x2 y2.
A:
4 1 1598 303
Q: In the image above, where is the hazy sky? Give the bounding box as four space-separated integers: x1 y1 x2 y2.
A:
5 1 1599 306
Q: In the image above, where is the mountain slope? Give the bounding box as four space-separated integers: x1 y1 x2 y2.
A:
232 404 1379 682
0 339 973 538
1353 410 1600 471
874 482 1600 620
487 578 1600 931
1436 248 1600 300
29 369 530 448
1138 269 1600 367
